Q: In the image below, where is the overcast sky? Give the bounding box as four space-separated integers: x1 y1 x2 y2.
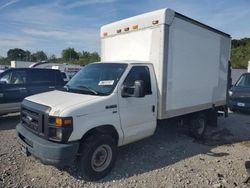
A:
0 0 249 57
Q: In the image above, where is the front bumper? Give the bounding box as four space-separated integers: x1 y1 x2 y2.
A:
228 100 250 111
16 123 79 166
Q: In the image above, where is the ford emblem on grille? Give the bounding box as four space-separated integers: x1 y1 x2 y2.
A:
27 115 32 122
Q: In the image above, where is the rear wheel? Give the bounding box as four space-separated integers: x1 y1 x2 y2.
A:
78 134 117 181
189 113 207 139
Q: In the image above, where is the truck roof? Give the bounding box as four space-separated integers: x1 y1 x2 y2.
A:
101 8 230 38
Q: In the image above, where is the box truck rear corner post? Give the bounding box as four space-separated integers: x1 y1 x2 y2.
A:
16 8 231 181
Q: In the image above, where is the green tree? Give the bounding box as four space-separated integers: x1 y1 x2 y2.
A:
0 56 5 65
77 51 100 66
62 48 79 61
90 52 100 62
7 48 30 61
31 51 48 61
48 54 57 63
231 38 250 69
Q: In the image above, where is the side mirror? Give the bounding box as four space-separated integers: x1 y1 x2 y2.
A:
122 80 146 98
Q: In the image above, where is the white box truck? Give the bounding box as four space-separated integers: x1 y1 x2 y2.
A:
16 8 231 180
11 60 36 68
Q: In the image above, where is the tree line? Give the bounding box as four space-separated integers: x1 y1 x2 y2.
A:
1 39 250 69
231 38 250 69
0 48 100 66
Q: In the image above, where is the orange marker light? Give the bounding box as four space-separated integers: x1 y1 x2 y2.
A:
103 32 108 37
55 118 63 126
64 119 72 126
124 27 129 31
132 25 138 30
152 20 159 25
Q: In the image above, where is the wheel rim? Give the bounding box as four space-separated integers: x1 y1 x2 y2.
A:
196 118 205 135
91 144 112 172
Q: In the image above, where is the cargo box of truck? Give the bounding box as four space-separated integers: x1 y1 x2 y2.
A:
101 8 231 119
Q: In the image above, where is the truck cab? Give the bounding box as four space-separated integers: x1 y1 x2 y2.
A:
16 61 158 180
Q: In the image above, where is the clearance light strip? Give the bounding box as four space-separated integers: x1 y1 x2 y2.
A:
102 20 160 38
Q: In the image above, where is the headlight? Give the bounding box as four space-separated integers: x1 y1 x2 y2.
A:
48 116 73 142
56 129 63 140
228 91 233 96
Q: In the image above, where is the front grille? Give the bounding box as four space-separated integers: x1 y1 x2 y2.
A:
231 97 250 103
21 107 42 133
20 99 51 137
234 92 250 98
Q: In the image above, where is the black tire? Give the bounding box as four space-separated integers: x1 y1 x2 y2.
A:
78 134 117 181
207 109 218 127
188 113 207 139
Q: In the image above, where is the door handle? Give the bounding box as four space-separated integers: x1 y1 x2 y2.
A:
152 105 155 112
105 104 117 109
49 86 55 89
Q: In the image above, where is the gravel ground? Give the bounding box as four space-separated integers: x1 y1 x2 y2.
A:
1 112 250 188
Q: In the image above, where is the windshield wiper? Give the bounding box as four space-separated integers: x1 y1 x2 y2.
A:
64 84 106 95
76 85 99 95
64 85 70 91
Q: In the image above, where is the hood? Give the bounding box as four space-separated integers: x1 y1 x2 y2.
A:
25 90 100 110
230 86 250 103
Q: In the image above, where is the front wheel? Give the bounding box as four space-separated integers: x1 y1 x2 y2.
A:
188 113 207 139
78 134 117 181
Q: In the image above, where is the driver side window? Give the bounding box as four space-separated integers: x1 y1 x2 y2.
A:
123 66 152 95
0 72 11 84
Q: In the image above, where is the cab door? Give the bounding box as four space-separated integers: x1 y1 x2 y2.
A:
118 65 157 145
0 69 28 104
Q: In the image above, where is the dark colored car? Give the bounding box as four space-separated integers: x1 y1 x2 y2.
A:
0 68 65 115
0 66 9 74
229 73 250 112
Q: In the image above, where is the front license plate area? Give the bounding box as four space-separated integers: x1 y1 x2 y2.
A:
21 146 30 156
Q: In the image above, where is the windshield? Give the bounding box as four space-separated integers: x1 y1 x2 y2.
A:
65 63 127 95
236 74 250 87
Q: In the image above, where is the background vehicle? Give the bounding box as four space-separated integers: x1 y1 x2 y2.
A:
0 66 9 74
229 73 250 112
0 68 65 115
51 64 82 82
16 8 231 180
11 61 36 68
30 61 82 82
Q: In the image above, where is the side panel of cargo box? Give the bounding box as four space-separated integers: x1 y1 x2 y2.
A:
159 14 231 119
